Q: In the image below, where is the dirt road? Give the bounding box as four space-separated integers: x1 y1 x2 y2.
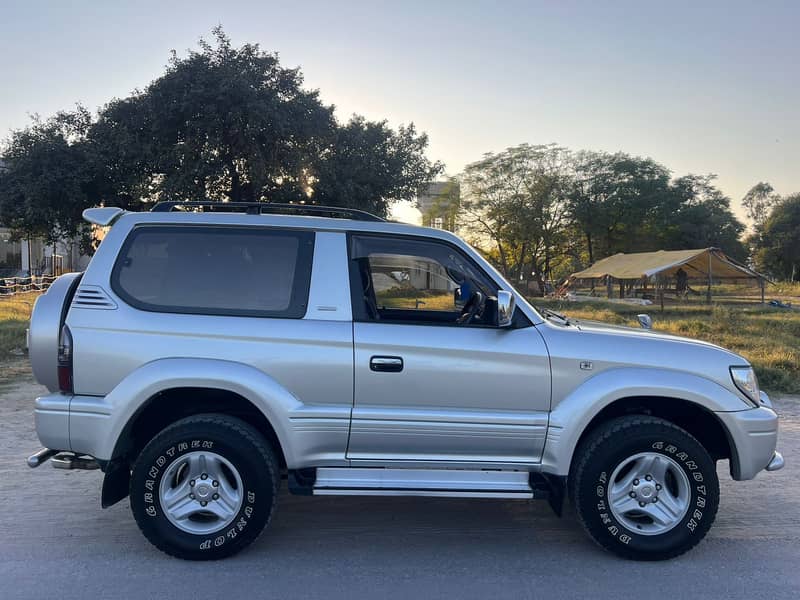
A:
1 361 798 599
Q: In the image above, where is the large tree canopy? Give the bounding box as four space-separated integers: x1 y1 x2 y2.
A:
0 108 93 243
0 26 442 235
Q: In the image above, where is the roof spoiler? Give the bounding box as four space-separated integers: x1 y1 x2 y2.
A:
82 207 125 227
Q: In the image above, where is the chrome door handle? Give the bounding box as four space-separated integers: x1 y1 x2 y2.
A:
369 356 404 373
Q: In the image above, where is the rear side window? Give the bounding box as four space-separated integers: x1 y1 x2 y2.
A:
112 226 314 318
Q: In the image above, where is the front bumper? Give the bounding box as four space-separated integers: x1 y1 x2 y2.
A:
716 392 783 480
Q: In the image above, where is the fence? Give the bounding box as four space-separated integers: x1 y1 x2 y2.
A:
0 275 57 297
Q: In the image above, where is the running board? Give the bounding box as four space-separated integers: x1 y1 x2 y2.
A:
290 467 547 499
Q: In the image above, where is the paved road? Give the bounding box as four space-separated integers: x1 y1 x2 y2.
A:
1 361 798 600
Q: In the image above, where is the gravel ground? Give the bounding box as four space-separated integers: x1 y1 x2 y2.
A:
1 359 798 600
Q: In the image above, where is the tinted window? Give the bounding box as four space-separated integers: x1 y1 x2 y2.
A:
112 226 314 317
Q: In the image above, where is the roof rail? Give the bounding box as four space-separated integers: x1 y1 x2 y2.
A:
150 201 385 222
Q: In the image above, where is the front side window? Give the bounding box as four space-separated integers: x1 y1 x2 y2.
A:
112 226 314 317
349 234 498 326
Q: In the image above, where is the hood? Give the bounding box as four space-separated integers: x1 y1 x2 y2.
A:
537 316 751 404
571 318 731 353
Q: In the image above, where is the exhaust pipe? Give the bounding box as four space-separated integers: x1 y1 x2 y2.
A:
27 448 58 468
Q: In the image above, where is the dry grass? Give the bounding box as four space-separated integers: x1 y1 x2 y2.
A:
535 297 800 394
0 295 36 358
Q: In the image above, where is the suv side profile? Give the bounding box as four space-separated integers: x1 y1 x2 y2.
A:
27 202 783 560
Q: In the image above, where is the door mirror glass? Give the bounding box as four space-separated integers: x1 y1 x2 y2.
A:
497 290 515 327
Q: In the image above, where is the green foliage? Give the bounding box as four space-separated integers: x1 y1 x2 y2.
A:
754 193 800 281
460 144 572 290
742 182 780 230
567 156 745 262
568 151 673 262
312 116 443 217
0 26 441 234
0 108 94 244
95 27 336 204
667 174 746 261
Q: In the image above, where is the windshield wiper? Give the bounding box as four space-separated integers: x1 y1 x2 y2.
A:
539 307 571 325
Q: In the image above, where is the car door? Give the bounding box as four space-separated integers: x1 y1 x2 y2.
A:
346 233 551 466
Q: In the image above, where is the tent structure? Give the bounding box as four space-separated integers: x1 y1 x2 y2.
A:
568 248 768 304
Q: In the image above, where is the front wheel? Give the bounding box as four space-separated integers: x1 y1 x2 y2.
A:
130 414 279 560
570 416 719 560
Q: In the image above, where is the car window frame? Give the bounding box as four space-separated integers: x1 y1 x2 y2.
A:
110 224 315 319
347 232 508 328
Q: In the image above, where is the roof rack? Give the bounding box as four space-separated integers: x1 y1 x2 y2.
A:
150 201 385 222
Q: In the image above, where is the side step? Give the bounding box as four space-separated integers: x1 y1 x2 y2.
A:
290 467 548 500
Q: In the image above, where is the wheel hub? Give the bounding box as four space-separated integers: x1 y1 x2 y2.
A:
631 479 657 503
608 451 691 536
192 479 215 499
158 450 244 535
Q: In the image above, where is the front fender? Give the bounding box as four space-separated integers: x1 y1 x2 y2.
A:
70 357 303 464
540 367 750 477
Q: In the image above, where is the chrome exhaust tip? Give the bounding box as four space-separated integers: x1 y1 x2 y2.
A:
27 448 58 468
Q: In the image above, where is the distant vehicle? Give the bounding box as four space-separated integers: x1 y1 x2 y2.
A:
27 202 783 560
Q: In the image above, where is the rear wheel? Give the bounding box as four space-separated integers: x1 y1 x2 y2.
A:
130 414 279 560
570 415 719 560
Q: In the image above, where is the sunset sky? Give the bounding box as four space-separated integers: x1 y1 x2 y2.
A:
1 0 797 224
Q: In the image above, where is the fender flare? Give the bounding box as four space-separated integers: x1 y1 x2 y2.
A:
541 367 748 477
98 357 302 465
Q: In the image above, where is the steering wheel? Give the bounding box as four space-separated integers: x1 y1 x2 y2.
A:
456 289 485 325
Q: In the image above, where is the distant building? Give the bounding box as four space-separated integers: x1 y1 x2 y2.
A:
417 180 460 231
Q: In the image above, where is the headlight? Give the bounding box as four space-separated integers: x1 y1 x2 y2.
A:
730 366 760 406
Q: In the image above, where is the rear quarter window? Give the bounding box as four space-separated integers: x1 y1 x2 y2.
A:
111 225 314 318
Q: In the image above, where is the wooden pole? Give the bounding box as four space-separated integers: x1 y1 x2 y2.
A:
760 278 765 304
706 251 713 304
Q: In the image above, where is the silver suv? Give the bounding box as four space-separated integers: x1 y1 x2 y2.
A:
27 202 783 560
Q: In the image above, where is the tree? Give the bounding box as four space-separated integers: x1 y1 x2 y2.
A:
312 116 443 217
92 26 336 204
755 193 800 280
1 27 443 239
742 182 780 231
0 108 94 245
460 144 572 292
567 151 673 262
668 174 747 261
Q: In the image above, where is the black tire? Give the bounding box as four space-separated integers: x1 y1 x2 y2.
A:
130 414 279 560
570 415 719 560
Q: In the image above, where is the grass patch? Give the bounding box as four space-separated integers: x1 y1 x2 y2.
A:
534 297 800 394
0 295 35 359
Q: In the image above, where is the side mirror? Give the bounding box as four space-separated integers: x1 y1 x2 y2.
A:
637 314 652 330
497 290 515 327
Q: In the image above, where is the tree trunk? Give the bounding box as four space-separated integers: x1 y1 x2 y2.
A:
496 242 509 278
586 232 594 263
